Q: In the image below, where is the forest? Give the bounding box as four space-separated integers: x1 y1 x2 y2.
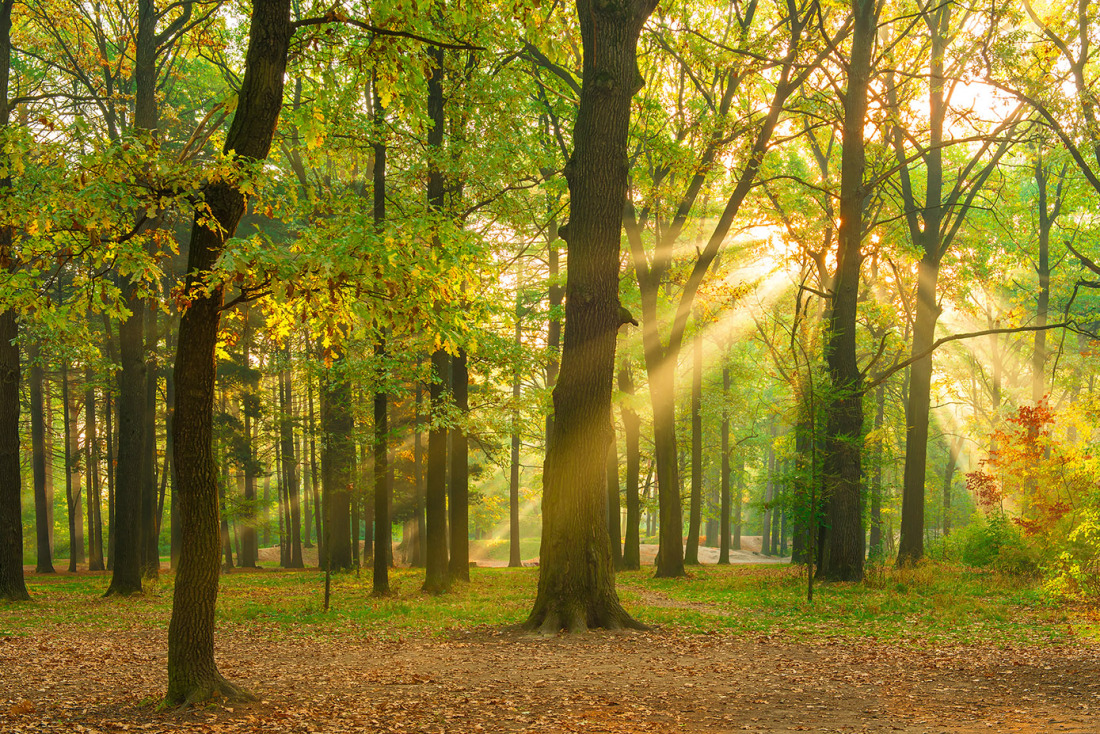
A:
2 0 1100 730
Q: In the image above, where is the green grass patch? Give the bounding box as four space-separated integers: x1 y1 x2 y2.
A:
2 561 1081 648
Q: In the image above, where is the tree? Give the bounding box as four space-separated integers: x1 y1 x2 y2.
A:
165 0 292 705
524 0 656 633
816 0 876 583
0 0 28 602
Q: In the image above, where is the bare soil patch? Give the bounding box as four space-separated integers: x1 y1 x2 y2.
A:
3 620 1097 732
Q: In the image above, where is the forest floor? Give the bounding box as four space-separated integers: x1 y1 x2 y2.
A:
3 564 1098 733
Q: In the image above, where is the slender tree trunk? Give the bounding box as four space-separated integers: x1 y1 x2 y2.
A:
165 0 291 704
142 302 158 576
524 0 655 632
86 372 104 571
239 308 257 568
734 456 743 551
685 329 703 565
279 363 303 568
943 435 962 537
373 342 390 593
868 382 885 559
413 378 425 567
509 309 523 568
321 364 354 572
61 356 82 571
606 423 623 569
619 364 641 570
105 389 115 570
307 368 322 565
718 364 731 564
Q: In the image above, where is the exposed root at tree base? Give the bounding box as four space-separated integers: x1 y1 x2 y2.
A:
524 601 650 634
164 673 257 710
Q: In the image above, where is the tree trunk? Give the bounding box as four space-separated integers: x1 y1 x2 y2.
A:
307 368 322 565
106 278 145 595
649 364 684 577
619 364 641 571
142 302 158 577
279 363 303 568
413 378 425 567
718 364 730 564
449 349 469 582
373 341 389 593
0 302 27 598
321 365 354 572
685 329 702 565
165 0 290 705
818 0 875 583
423 43 450 595
509 312 522 568
239 307 257 568
942 435 962 537
62 354 83 572
606 423 623 569
524 0 655 632
86 372 105 571
868 382 885 559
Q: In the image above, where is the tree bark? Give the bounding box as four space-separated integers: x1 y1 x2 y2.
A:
165 0 291 705
524 0 655 632
142 302 158 576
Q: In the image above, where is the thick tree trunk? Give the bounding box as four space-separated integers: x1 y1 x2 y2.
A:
165 0 290 705
685 330 702 565
0 305 27 599
0 0 26 602
817 0 875 583
524 0 654 632
619 364 641 571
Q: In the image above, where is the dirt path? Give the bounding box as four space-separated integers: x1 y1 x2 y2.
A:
3 623 1097 732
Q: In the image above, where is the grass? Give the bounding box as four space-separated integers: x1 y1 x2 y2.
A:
1 561 1083 648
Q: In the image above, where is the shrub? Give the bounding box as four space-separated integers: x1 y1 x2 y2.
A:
951 513 1040 576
